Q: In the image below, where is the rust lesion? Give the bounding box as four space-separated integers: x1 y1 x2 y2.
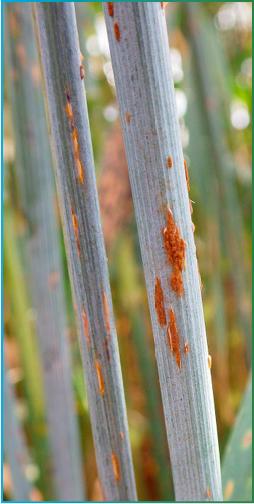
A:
208 354 212 369
125 112 132 124
184 342 189 354
162 207 186 296
102 291 111 336
107 2 114 17
154 277 167 326
65 90 85 184
167 308 181 368
167 156 173 168
114 22 121 42
111 452 121 482
82 309 91 348
184 159 190 192
48 271 59 290
95 359 105 396
71 208 81 255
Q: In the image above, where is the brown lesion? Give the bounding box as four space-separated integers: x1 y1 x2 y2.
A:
95 359 105 396
154 277 167 326
111 452 121 482
48 271 60 290
162 207 186 296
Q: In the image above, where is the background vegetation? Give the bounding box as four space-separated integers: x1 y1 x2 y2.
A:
4 2 252 501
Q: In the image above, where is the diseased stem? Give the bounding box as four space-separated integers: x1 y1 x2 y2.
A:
6 4 85 500
104 3 222 501
34 3 137 501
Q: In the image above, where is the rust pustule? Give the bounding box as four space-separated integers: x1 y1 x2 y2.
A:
114 22 121 42
82 309 91 347
119 431 124 441
75 158 84 185
65 101 73 121
206 487 212 499
167 156 173 168
95 360 105 396
71 208 81 255
107 2 114 17
162 207 186 296
102 291 111 336
184 342 189 354
184 159 190 192
80 65 85 80
208 354 212 369
167 308 181 368
154 277 166 326
111 452 121 481
125 112 132 124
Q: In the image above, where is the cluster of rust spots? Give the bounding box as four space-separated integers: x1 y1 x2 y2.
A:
125 112 132 124
114 22 121 42
65 91 85 184
107 2 114 17
208 354 212 369
162 207 186 296
154 277 167 326
111 452 121 482
95 359 105 396
167 156 173 169
167 308 181 368
82 309 91 347
71 208 81 255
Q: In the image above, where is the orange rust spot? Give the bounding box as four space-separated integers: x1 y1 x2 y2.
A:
111 452 121 481
242 430 252 448
208 354 212 369
75 158 84 185
107 2 114 17
48 271 60 289
80 65 85 80
125 112 132 124
184 342 189 354
95 360 105 396
82 309 91 347
224 480 234 500
72 127 79 153
114 22 121 42
154 277 166 326
206 487 212 499
30 64 41 86
119 431 124 441
184 159 190 192
80 51 84 63
167 308 181 368
71 208 81 255
162 208 186 296
160 2 168 8
65 101 73 121
167 156 173 168
102 291 111 336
